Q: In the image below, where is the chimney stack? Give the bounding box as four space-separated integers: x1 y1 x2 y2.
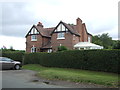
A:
37 22 44 27
76 17 82 25
76 17 83 41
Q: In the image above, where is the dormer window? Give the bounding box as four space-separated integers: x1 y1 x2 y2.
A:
57 33 65 39
31 35 37 41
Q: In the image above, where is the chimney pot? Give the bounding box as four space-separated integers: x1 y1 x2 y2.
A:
37 22 43 27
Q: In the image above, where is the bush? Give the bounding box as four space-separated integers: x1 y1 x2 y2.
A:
24 49 119 73
57 46 68 51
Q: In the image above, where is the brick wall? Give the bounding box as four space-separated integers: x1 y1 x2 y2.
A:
76 18 83 42
72 35 80 47
82 25 88 42
51 32 74 51
26 35 42 52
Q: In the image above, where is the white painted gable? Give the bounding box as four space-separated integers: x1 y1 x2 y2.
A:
55 23 68 32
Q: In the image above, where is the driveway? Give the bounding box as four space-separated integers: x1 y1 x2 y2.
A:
1 69 106 88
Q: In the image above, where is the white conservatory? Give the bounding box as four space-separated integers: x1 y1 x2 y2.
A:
74 42 103 50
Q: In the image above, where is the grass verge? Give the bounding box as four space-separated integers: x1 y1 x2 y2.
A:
22 64 119 87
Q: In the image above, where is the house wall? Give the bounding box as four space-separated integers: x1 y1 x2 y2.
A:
82 26 88 42
51 32 74 52
88 34 92 42
26 34 42 52
72 35 80 46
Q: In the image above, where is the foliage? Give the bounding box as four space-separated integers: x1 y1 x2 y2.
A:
24 50 119 73
9 46 15 51
1 48 25 53
92 33 114 49
113 40 120 49
2 51 24 62
23 64 119 87
57 46 68 51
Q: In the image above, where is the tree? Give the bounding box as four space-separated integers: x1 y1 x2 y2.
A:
92 33 113 49
92 35 103 46
99 33 113 49
9 46 15 51
113 40 120 49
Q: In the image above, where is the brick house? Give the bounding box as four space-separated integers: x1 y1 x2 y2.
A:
25 18 92 53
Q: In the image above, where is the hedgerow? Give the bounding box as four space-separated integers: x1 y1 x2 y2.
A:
24 49 119 73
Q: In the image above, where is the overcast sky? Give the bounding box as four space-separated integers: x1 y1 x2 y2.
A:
0 0 119 50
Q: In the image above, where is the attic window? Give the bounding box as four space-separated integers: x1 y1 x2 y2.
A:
31 35 37 41
57 33 65 39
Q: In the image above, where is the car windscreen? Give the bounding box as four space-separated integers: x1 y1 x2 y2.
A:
0 57 12 61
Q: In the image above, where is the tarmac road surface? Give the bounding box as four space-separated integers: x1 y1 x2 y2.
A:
1 70 66 88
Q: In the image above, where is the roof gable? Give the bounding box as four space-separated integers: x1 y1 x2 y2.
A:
51 21 80 36
25 25 55 38
25 25 41 37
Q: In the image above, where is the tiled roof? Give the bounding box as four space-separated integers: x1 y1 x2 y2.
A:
34 25 55 37
26 21 92 38
62 22 80 36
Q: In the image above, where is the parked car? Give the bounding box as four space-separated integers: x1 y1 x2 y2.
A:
0 57 22 70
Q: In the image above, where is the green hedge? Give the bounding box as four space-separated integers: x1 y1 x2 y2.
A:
2 51 24 62
24 50 119 73
1 50 119 73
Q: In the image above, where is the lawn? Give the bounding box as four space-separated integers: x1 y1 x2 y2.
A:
22 64 119 87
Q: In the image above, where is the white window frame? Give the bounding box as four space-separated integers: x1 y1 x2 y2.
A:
57 33 65 39
31 35 37 41
31 47 37 53
88 36 91 42
47 49 52 53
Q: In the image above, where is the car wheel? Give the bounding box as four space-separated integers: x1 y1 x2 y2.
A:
14 64 20 70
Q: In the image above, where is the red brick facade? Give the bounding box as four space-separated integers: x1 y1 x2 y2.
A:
25 18 92 53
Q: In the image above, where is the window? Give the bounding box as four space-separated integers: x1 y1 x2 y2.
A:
57 33 65 39
31 47 37 53
73 35 75 40
31 35 37 41
47 49 52 53
88 36 91 42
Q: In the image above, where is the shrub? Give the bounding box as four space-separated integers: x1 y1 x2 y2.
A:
57 46 68 51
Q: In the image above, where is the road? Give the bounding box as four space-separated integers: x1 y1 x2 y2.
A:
1 70 66 88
